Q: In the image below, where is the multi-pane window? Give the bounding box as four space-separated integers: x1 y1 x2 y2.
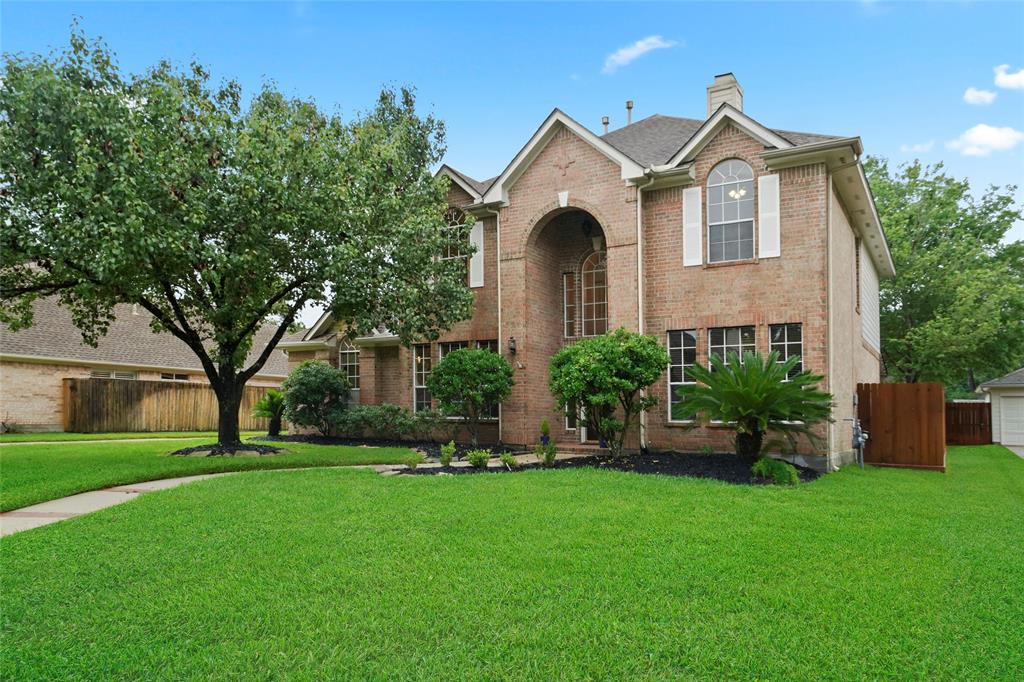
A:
438 341 469 359
563 272 577 338
581 251 608 336
90 370 137 380
413 344 432 412
709 326 756 364
442 207 469 261
770 323 803 379
160 373 189 381
339 340 361 406
667 330 697 421
707 159 755 263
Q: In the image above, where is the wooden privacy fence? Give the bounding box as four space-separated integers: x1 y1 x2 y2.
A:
945 402 992 445
856 383 946 472
63 378 273 433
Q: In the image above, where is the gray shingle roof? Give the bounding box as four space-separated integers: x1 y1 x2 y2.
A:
0 298 290 376
601 114 844 167
447 166 497 197
981 367 1024 388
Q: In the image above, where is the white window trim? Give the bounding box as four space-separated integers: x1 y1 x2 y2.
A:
412 344 432 413
562 272 576 338
580 251 608 337
769 323 803 382
708 325 756 365
707 160 756 264
667 330 698 424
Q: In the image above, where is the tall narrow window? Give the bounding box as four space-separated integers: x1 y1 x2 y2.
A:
709 326 756 364
707 159 755 263
581 251 608 336
413 344 432 412
667 330 697 421
339 340 361 404
563 272 577 338
770 323 803 379
442 207 469 261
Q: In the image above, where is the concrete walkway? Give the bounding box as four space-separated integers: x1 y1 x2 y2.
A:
1009 446 1024 460
0 451 595 537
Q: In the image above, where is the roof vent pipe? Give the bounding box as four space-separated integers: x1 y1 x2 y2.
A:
601 116 609 134
625 100 633 125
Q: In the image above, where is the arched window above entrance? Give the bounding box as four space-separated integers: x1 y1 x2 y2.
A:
581 251 608 337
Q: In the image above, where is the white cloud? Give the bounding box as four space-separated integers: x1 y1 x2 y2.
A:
994 64 1024 89
602 36 677 75
946 124 1024 157
900 141 934 153
963 87 997 105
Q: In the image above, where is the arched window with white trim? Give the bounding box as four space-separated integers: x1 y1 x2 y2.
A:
707 159 755 263
581 251 608 336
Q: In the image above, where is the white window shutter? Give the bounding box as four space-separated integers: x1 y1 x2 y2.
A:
469 222 484 288
682 186 702 266
758 174 780 259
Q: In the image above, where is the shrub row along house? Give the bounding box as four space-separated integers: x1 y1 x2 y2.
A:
0 298 289 432
279 73 894 470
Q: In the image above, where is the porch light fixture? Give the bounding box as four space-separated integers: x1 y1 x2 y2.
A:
508 336 517 355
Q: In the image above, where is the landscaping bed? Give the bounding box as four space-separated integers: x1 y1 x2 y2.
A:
404 450 821 485
254 434 524 459
170 443 285 457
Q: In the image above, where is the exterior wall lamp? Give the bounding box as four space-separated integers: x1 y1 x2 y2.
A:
508 336 517 355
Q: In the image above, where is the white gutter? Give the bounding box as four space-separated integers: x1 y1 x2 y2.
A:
636 171 656 450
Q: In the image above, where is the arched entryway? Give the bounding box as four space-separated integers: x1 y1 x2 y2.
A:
523 208 609 444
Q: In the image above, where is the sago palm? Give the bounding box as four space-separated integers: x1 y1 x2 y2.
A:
251 389 286 437
673 352 832 458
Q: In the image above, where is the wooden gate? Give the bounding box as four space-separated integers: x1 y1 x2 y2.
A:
945 402 992 445
856 383 946 472
63 378 273 433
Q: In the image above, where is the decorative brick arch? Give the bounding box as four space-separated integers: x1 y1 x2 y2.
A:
523 198 624 251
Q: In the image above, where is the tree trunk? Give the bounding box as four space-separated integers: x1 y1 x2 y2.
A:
736 429 764 458
215 377 245 447
967 368 977 393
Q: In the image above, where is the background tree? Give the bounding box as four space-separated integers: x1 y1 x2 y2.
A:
673 352 832 458
251 389 286 437
281 361 349 437
0 29 474 447
427 348 513 446
865 158 1024 394
548 328 668 457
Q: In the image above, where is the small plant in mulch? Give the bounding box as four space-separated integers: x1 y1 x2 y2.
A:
404 452 424 470
439 440 456 467
465 449 492 469
534 442 557 468
170 443 285 457
499 452 520 470
751 457 800 486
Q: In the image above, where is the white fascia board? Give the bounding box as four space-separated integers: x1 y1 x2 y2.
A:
354 333 401 347
277 339 334 351
761 137 863 170
828 162 896 279
436 165 483 202
665 104 793 168
482 109 645 205
304 311 336 341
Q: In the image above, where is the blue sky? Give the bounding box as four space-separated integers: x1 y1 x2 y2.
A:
3 1 1023 323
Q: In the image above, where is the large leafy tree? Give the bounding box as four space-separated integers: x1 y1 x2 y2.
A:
0 30 473 446
548 328 668 457
865 158 1024 393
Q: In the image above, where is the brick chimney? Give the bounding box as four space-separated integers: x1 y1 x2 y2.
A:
707 73 742 117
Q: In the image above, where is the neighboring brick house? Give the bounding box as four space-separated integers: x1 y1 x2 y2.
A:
0 297 289 431
280 74 894 470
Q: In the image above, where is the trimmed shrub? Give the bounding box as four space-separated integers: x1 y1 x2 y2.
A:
427 348 513 446
282 361 350 436
412 409 446 442
752 457 800 486
535 442 557 468
499 452 519 470
404 452 424 470
365 403 416 440
465 449 491 469
439 440 456 467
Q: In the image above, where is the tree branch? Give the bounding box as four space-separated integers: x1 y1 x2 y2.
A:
239 298 303 383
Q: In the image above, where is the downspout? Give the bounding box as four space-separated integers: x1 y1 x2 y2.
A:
636 171 656 451
825 173 834 471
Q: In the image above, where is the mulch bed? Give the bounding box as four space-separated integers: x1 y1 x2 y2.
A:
405 450 821 485
170 443 285 457
253 434 524 459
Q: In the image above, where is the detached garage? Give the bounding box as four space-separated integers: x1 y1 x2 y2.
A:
981 368 1024 447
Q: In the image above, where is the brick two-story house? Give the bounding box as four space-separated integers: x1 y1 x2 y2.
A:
281 74 894 470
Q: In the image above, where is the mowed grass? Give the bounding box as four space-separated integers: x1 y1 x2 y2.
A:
0 430 266 443
1 446 1021 680
0 439 413 511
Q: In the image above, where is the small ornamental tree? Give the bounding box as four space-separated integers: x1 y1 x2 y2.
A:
0 29 473 448
548 328 668 457
281 361 350 436
427 348 513 446
251 388 286 437
673 351 833 458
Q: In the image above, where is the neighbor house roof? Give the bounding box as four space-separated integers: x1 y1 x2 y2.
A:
0 297 290 377
980 367 1024 388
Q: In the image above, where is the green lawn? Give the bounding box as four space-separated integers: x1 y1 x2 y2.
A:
0 438 413 511
1 445 1021 679
0 430 266 443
